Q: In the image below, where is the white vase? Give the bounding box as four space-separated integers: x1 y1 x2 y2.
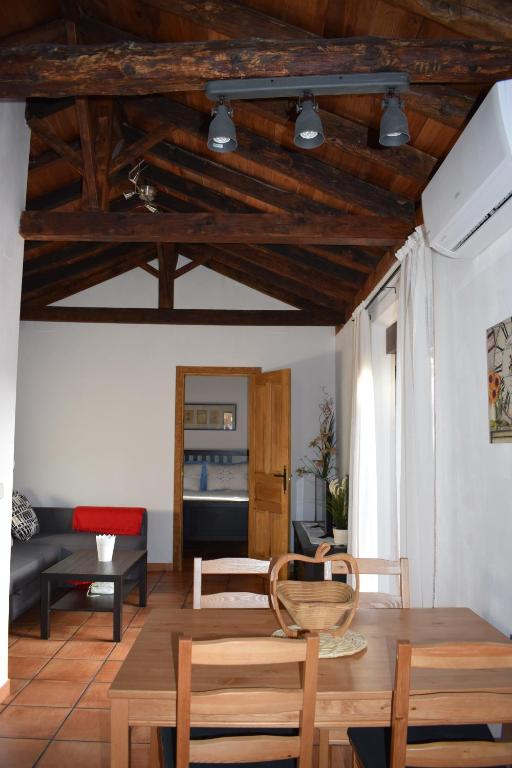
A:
333 528 348 546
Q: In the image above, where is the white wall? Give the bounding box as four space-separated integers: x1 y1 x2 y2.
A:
15 269 335 564
184 376 248 451
0 102 30 692
434 229 512 634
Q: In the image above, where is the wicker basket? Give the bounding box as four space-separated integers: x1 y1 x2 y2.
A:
269 544 360 638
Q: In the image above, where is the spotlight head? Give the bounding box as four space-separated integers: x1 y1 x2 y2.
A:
123 190 137 200
208 102 237 153
140 184 157 202
145 202 159 214
294 96 324 149
379 94 410 147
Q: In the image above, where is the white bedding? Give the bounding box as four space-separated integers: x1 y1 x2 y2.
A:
183 489 249 503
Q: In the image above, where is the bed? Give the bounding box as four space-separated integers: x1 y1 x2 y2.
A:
183 449 249 542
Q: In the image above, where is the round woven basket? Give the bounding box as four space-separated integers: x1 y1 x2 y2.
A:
276 580 355 631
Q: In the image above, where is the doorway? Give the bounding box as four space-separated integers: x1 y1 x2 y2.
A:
173 366 291 570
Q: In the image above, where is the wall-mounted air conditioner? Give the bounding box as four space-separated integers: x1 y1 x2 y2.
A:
422 80 512 259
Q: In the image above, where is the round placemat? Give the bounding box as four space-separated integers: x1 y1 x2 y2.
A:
272 627 367 658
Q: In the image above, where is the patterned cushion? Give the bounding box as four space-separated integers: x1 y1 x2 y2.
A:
12 491 40 542
207 463 248 491
183 463 203 492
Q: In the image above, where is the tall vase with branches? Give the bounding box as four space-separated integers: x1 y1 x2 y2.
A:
296 388 336 482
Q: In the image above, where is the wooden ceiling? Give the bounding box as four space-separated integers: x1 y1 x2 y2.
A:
2 0 511 325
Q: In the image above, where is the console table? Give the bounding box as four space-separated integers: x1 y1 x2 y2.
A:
292 521 347 580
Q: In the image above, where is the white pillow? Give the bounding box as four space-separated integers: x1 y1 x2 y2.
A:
183 463 203 491
207 463 247 491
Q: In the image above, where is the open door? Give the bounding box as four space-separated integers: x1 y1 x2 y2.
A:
248 369 291 560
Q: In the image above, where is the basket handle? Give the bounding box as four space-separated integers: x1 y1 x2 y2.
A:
269 545 360 638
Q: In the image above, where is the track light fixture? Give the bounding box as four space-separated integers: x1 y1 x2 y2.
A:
379 92 410 147
207 99 237 153
205 73 410 153
294 95 324 149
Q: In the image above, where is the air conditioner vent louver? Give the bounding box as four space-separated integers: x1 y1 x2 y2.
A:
453 188 512 251
422 81 512 260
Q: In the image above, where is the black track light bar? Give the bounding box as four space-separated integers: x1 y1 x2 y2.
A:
205 73 409 101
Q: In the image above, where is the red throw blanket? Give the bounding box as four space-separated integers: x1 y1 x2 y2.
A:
73 506 145 535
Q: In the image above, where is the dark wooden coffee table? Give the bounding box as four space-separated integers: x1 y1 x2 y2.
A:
40 549 147 642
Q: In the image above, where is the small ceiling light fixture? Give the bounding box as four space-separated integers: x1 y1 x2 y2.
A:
379 92 410 147
123 160 159 213
207 99 237 153
294 95 324 149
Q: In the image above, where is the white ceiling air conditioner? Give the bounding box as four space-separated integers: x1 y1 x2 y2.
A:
422 80 512 259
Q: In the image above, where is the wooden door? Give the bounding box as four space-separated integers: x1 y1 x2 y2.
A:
248 369 291 560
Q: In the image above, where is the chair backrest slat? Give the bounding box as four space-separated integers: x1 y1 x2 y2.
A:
193 557 270 609
325 556 410 608
176 634 319 768
389 640 512 768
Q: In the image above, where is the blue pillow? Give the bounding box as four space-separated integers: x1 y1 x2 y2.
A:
185 461 208 491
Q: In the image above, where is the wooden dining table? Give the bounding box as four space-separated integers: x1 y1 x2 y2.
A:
109 606 512 767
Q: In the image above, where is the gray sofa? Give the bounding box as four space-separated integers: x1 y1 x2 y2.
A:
10 507 148 622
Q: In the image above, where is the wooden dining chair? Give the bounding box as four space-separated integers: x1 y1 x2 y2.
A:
192 556 271 608
159 634 320 768
349 639 512 768
324 557 410 609
319 557 410 768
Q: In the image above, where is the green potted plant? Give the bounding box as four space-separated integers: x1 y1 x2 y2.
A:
327 476 349 546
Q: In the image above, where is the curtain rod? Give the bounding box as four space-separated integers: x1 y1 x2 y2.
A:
363 261 401 313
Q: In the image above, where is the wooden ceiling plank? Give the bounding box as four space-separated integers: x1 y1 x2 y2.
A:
26 180 82 212
384 0 512 42
19 306 345 326
134 0 316 40
2 38 511 98
0 19 67 45
125 97 413 220
157 242 178 308
205 243 350 307
122 123 336 216
256 243 364 289
20 211 412 245
141 163 254 214
27 117 83 175
110 124 173 176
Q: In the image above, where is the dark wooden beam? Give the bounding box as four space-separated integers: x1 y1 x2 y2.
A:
65 20 99 208
22 244 154 307
2 38 512 98
139 262 160 278
210 243 355 302
28 117 83 175
78 14 478 131
23 241 114 277
93 98 114 210
20 211 412 245
174 253 210 279
125 98 413 220
26 181 82 212
110 124 171 176
122 123 336 216
19 306 345 325
181 244 345 310
385 0 512 42
157 243 178 308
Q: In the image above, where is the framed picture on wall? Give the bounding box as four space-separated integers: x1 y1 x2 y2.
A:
487 316 512 443
184 403 237 431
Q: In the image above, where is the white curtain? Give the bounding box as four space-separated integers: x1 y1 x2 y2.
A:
395 226 436 607
348 305 379 581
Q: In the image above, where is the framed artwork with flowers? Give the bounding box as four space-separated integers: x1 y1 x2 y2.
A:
487 316 512 443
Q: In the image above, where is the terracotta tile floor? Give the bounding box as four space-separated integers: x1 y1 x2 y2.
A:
2 569 191 767
2 567 305 768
